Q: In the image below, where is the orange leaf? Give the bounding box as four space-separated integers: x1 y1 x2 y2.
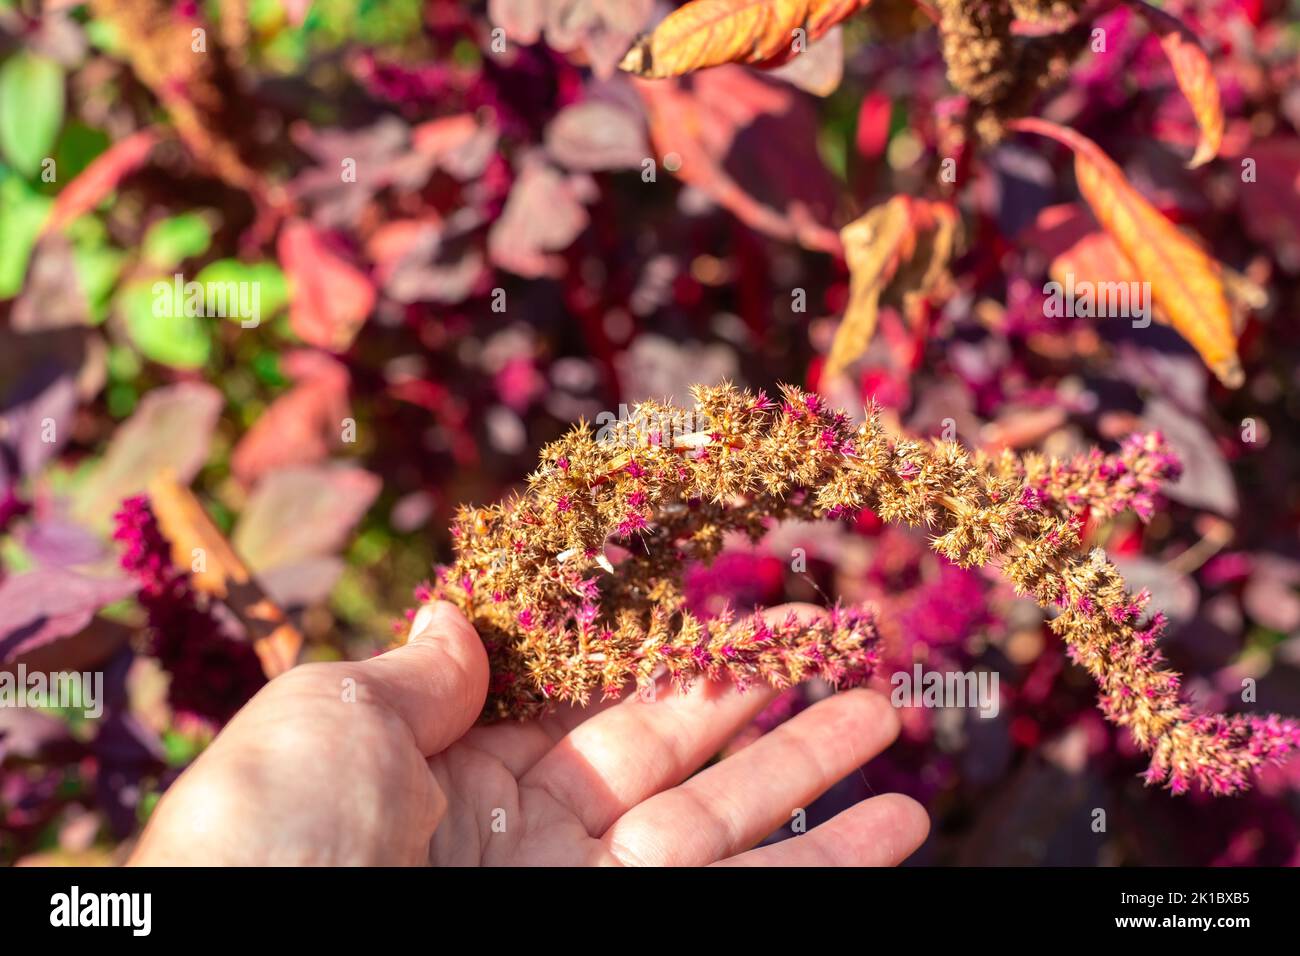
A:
1132 1 1224 168
1008 118 1242 387
620 0 868 78
147 471 302 678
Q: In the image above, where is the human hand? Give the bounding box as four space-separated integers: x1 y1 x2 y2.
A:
130 602 928 866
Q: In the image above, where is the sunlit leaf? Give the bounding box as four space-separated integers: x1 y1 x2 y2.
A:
1009 118 1243 387
142 212 213 269
232 464 381 573
147 472 302 677
231 349 350 487
620 0 869 78
195 259 289 320
633 67 840 253
0 172 53 299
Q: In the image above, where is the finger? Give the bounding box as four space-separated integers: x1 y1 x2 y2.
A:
520 678 778 837
355 601 489 756
713 793 929 866
603 688 900 866
520 603 827 836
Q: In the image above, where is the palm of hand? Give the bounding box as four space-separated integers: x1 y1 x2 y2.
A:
130 603 926 867
427 684 924 867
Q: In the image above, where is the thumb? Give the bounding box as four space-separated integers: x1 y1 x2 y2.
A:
357 601 489 756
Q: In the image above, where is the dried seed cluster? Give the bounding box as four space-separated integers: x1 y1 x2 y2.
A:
422 384 1300 794
937 0 1090 142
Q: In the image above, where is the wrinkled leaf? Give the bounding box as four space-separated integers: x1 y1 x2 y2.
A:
620 0 868 77
827 196 957 376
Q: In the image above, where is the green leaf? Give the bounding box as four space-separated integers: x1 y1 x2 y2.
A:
49 122 112 192
0 52 65 178
0 171 53 298
119 277 212 369
195 259 290 321
72 244 126 323
143 212 213 269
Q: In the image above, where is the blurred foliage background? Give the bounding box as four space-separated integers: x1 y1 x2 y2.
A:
2 0 1300 865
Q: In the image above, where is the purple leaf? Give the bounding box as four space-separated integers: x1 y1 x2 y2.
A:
0 343 80 486
21 517 107 568
487 154 593 278
1142 397 1238 517
0 569 137 664
544 100 649 171
1243 556 1300 634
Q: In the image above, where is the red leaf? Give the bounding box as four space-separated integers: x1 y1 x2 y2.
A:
277 219 376 352
634 67 840 253
41 129 159 235
230 350 351 487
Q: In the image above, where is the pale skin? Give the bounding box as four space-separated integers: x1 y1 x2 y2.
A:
130 601 929 866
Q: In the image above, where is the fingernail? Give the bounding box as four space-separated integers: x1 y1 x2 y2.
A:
408 603 443 643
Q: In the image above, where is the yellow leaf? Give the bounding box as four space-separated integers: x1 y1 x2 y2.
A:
1009 118 1242 387
620 0 868 78
1133 1 1224 168
826 197 915 377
